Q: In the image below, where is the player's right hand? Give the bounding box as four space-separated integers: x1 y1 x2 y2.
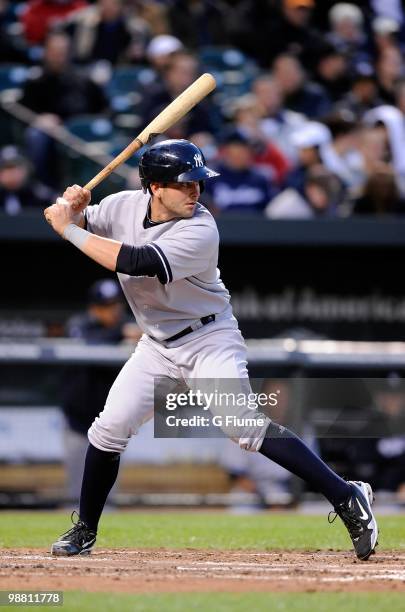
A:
62 184 91 213
44 199 80 236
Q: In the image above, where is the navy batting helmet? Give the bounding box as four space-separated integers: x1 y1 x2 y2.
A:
139 139 219 193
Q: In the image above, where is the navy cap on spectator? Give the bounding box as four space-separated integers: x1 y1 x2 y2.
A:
0 146 27 169
351 63 374 81
220 129 253 146
87 279 123 306
317 41 346 60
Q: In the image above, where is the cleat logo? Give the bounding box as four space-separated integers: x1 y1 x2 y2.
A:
356 498 369 520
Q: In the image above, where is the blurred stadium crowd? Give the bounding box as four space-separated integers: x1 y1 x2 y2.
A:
1 0 405 217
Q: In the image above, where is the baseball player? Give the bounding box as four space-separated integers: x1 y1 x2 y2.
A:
45 139 378 560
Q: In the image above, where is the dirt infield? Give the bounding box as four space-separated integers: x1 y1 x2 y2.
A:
1 549 404 593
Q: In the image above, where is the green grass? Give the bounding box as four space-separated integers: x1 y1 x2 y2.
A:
1 512 404 611
19 592 405 612
0 511 403 551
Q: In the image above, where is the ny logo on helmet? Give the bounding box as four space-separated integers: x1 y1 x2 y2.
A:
194 153 204 168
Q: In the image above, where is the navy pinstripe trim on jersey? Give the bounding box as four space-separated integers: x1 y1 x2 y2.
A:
116 243 167 284
149 243 173 283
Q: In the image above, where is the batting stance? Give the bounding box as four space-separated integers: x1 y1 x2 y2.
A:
45 139 378 560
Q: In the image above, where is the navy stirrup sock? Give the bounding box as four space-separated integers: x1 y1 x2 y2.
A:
79 443 120 532
259 423 351 506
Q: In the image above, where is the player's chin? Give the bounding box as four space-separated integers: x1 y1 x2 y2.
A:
181 203 196 217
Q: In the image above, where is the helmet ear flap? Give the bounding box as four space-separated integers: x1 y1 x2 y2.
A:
140 179 153 195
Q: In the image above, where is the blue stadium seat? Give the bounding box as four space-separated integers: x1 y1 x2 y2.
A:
109 139 142 168
65 116 116 143
199 47 259 100
106 66 157 113
107 66 157 95
0 65 30 92
199 47 250 71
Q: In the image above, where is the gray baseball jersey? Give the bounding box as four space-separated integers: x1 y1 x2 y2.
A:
85 190 234 342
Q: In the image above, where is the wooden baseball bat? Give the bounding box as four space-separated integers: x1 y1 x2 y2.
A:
83 72 217 191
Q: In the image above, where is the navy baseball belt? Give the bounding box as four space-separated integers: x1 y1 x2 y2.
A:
165 314 216 342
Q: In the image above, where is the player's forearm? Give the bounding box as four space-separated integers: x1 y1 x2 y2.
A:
63 224 122 271
63 224 169 281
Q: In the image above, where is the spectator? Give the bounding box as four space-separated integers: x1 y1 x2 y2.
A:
146 34 183 74
375 45 404 105
272 0 326 71
358 127 390 178
203 131 274 215
21 31 108 119
315 43 351 103
229 94 290 185
252 75 306 163
272 54 331 119
284 120 331 193
364 105 405 189
266 165 342 219
141 51 219 139
320 110 364 191
372 16 403 54
0 145 54 214
61 279 141 503
352 164 404 215
326 2 371 70
230 0 324 71
334 67 382 120
20 0 87 45
129 0 169 37
373 374 405 498
20 31 109 187
61 0 135 65
167 0 230 49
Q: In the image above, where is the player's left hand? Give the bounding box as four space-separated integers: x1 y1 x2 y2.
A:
44 197 79 236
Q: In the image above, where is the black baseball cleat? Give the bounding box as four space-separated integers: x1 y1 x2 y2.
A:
329 481 378 561
51 511 97 556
